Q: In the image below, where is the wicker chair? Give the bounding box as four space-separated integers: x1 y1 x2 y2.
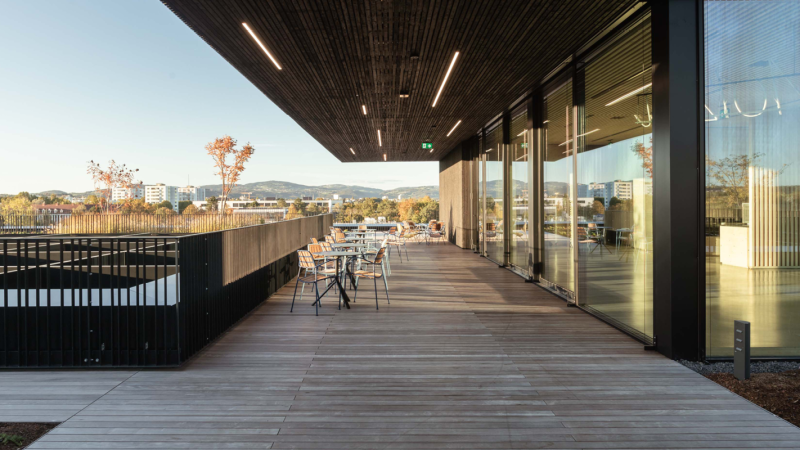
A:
291 250 337 316
352 247 389 309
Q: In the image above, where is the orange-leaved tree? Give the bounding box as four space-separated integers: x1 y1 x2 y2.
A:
206 136 255 213
86 160 141 213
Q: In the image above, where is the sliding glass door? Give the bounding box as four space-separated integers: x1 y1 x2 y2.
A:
541 81 575 293
484 124 505 264
509 106 530 274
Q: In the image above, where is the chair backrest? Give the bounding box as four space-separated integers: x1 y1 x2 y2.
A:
381 237 389 248
577 227 588 239
324 235 335 244
407 221 415 228
310 237 319 244
308 243 323 255
334 228 343 233
388 226 397 235
358 225 367 231
587 223 597 230
320 242 333 252
373 247 386 264
297 250 316 269
433 222 442 232
335 232 346 243
487 223 496 231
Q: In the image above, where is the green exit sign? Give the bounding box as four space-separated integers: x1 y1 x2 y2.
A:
422 143 433 149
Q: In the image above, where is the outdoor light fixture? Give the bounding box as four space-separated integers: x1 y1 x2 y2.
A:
378 130 382 146
242 23 282 70
543 120 550 124
400 90 410 98
432 51 460 107
350 148 355 155
383 154 387 161
447 120 462 136
362 105 367 115
606 83 652 106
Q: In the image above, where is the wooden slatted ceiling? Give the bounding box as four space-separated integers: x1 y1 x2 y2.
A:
161 0 636 162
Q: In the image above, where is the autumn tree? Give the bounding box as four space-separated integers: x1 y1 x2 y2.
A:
205 196 219 212
206 136 255 213
87 160 141 213
705 153 766 209
630 136 653 179
182 204 199 215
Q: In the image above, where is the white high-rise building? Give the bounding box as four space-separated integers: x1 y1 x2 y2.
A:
111 187 144 202
177 186 206 202
603 180 633 207
145 184 179 211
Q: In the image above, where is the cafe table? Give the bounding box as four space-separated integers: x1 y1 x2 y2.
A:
316 250 363 309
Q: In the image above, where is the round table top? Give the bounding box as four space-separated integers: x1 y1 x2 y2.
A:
317 251 363 257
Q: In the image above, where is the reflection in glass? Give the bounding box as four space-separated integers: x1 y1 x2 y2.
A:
542 82 574 292
578 16 653 339
704 1 800 357
509 107 530 273
484 125 505 264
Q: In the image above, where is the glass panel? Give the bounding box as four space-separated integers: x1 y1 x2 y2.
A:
484 125 505 264
478 139 485 254
578 16 653 339
542 81 575 292
510 107 530 273
704 1 800 357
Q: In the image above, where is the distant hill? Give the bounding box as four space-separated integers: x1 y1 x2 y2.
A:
198 181 439 200
3 183 438 200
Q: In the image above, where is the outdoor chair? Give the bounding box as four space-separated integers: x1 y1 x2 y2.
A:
577 227 599 253
386 228 409 261
335 232 347 243
324 235 335 244
310 237 319 244
427 222 445 245
291 249 337 316
352 246 389 310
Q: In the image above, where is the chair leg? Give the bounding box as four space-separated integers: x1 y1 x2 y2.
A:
314 281 320 316
353 277 359 302
382 275 390 304
299 282 306 304
290 276 300 313
404 244 409 261
374 277 379 310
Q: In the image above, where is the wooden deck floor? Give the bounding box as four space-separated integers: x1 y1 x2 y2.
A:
3 242 799 449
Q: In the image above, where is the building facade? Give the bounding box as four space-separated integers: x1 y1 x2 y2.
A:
439 2 800 361
110 187 144 202
177 186 206 202
145 184 179 211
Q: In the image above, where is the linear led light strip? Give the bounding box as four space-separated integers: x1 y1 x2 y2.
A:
734 98 767 118
605 83 652 106
242 23 282 70
350 148 355 155
378 130 382 147
383 154 387 161
362 105 367 115
558 129 600 147
432 52 460 107
447 120 462 136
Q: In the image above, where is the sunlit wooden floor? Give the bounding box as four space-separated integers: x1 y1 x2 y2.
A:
3 241 799 449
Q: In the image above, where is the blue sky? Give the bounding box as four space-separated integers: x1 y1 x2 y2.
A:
0 1 439 195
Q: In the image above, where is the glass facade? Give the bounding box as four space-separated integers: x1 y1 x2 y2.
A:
484 124 505 264
578 16 653 339
509 106 530 273
542 81 575 293
704 1 800 357
467 4 800 357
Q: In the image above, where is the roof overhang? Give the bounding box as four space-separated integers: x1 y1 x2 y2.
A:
162 0 637 161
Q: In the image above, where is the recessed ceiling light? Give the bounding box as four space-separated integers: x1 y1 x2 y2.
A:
383 154 387 161
446 120 462 137
350 148 355 155
606 83 652 106
362 105 367 115
377 130 382 147
400 90 410 98
432 51 459 107
242 23 282 70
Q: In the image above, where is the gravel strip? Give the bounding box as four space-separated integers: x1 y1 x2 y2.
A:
679 359 800 376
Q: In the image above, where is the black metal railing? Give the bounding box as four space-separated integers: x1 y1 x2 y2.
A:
0 214 333 368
